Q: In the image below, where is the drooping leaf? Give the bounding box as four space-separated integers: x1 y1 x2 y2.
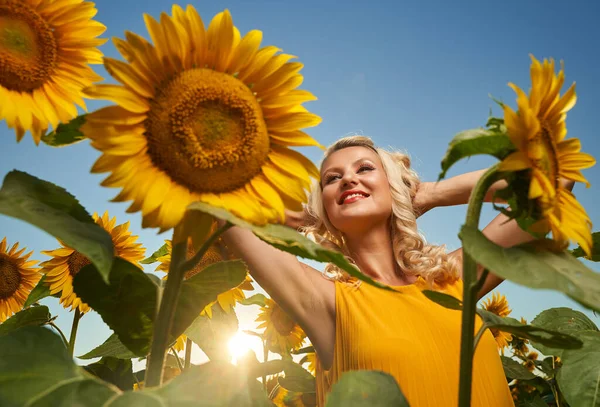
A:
0 306 51 337
422 290 462 310
501 356 536 380
556 331 600 407
78 334 138 360
84 357 134 391
188 202 392 291
40 115 87 147
140 242 169 265
278 362 315 393
0 171 114 283
292 346 315 355
530 307 599 357
461 225 600 312
438 128 514 180
571 232 600 261
73 259 158 357
23 275 59 307
477 309 582 349
184 303 239 361
238 293 268 307
326 370 409 407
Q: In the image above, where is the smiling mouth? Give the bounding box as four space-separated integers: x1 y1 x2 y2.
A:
339 192 370 204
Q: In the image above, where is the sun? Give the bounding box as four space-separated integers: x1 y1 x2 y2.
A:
228 331 261 364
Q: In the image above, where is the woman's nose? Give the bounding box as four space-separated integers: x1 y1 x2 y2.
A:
341 171 358 187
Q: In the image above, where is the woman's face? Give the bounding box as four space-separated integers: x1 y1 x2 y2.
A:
320 146 393 235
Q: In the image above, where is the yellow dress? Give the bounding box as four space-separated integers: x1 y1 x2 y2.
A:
316 277 514 406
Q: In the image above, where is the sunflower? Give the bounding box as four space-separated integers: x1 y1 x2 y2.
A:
156 237 254 317
523 351 539 372
173 333 187 352
0 0 106 144
500 55 596 255
0 238 40 322
510 317 530 357
80 6 322 230
256 298 306 355
39 211 146 313
481 292 512 349
304 352 316 375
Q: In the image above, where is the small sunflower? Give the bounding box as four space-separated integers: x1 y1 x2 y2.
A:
256 297 306 355
0 0 106 144
173 333 187 352
301 352 316 375
481 292 512 349
523 351 539 372
0 238 40 322
39 211 146 313
500 55 596 255
81 6 322 230
156 237 254 317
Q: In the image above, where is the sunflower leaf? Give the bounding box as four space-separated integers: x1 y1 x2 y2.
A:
23 275 60 307
78 334 138 360
184 303 239 361
238 293 268 307
571 231 600 261
41 115 87 147
278 362 315 393
140 242 169 265
422 290 463 310
500 356 536 380
530 307 598 357
477 309 583 349
0 171 114 283
556 331 600 407
438 127 514 180
325 371 409 407
187 202 394 292
83 357 134 391
292 345 315 355
0 306 51 337
461 225 600 312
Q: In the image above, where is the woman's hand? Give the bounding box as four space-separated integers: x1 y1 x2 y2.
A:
412 182 433 218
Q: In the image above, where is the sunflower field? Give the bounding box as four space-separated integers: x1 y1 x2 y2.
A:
0 1 599 407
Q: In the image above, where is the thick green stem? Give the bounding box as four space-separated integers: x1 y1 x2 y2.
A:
67 308 82 358
458 164 500 407
184 338 192 369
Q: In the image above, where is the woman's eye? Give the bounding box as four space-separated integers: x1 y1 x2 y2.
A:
325 174 340 184
358 165 374 173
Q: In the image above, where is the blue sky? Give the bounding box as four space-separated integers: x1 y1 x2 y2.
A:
1 0 599 365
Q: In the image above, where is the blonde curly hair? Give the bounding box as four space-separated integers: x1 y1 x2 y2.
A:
303 135 459 287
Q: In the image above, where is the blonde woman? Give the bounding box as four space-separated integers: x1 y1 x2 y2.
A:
221 135 544 406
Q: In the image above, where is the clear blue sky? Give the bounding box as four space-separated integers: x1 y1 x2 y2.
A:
1 0 599 364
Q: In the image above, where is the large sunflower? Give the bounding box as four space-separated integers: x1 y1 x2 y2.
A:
500 55 596 255
81 6 322 230
481 292 512 350
0 0 106 144
156 238 254 318
0 238 40 322
256 297 306 355
39 211 146 313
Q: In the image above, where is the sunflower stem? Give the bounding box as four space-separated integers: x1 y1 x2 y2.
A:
170 347 184 371
180 223 233 273
458 164 500 407
184 338 192 369
67 308 82 358
263 339 269 392
473 324 487 350
48 322 69 349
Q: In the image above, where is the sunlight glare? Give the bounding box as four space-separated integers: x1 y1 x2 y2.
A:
228 331 260 365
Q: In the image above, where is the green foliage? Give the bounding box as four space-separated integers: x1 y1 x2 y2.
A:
461 225 600 312
0 171 114 283
571 231 600 261
557 331 600 407
438 127 514 180
23 276 59 307
78 334 138 360
84 357 134 391
278 362 316 394
422 290 463 310
325 371 409 407
184 303 239 361
140 242 169 265
501 356 536 380
0 306 51 336
188 202 393 292
40 115 87 147
239 293 268 307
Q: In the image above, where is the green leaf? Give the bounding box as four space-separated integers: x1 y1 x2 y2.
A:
516 393 549 407
438 128 514 180
246 359 287 378
556 331 600 407
40 115 87 147
78 334 138 360
184 303 239 361
422 290 463 310
292 345 315 355
278 362 315 393
73 259 158 357
501 356 536 380
83 357 134 391
477 309 583 349
140 242 169 265
0 306 50 336
0 326 119 407
238 293 268 307
530 307 599 357
188 202 393 292
23 275 59 307
461 225 600 312
571 231 600 261
325 371 409 407
0 171 114 283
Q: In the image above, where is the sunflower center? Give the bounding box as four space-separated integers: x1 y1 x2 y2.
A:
529 123 559 187
145 68 270 193
0 254 21 299
271 306 296 335
67 252 91 276
185 245 223 279
0 2 57 92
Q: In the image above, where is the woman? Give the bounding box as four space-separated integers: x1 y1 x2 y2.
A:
222 135 534 406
